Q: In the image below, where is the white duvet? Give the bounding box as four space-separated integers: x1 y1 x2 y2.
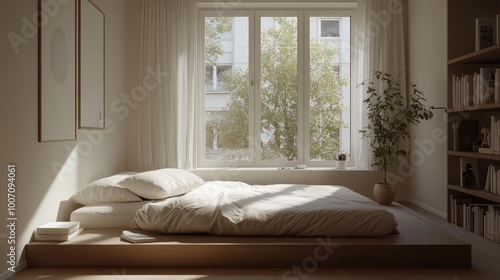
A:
131 181 398 237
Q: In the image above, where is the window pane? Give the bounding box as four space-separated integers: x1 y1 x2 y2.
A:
216 65 232 91
205 17 250 161
310 17 350 161
320 19 340 38
260 17 298 161
205 66 214 91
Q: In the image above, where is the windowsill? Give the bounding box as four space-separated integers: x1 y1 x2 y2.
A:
193 167 373 171
191 167 381 186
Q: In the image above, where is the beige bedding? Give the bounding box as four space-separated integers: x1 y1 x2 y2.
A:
131 181 398 237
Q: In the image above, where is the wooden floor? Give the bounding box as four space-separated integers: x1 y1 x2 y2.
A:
10 202 500 279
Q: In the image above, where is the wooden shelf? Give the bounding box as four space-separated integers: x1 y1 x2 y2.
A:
448 151 500 160
448 44 500 65
448 102 500 113
448 185 500 203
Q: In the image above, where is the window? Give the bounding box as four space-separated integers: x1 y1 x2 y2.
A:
199 10 352 167
319 19 340 38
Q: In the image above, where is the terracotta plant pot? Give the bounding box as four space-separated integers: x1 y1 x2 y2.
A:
373 183 396 205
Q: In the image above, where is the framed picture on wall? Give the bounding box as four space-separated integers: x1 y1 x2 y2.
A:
79 0 105 129
38 0 77 142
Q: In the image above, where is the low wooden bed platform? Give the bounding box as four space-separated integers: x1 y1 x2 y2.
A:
25 203 471 268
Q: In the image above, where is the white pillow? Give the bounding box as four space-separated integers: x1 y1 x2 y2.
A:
118 168 205 199
70 173 143 205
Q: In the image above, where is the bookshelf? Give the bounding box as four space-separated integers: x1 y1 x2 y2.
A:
447 0 500 244
448 185 500 204
448 102 500 113
448 44 500 65
448 151 500 161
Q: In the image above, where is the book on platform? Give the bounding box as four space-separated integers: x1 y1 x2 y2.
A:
34 228 84 242
36 221 80 235
120 230 156 243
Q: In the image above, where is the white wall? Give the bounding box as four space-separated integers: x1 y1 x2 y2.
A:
0 0 141 277
408 0 448 216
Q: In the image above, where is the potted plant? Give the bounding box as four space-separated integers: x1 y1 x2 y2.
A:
360 71 433 205
335 152 347 169
461 163 477 187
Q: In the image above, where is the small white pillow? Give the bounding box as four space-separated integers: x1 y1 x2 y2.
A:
70 173 143 205
118 168 204 199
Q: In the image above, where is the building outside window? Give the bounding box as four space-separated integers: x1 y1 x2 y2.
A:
206 65 232 92
319 18 340 38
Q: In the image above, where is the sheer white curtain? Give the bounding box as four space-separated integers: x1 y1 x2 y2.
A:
353 0 406 169
138 0 197 170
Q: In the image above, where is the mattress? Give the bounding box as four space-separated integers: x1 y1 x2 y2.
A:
70 201 149 229
131 181 399 237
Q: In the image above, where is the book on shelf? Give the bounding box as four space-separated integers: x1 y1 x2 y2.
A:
451 74 474 108
495 69 500 103
120 230 156 243
471 204 489 236
497 14 500 45
450 194 500 242
476 17 496 51
486 164 492 192
36 221 80 235
493 116 499 155
450 195 473 227
480 68 496 104
34 228 84 242
464 204 472 230
451 68 498 108
451 120 478 152
485 164 500 195
485 204 500 241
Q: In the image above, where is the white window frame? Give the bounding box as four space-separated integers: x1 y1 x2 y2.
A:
198 11 255 168
197 8 356 168
305 11 354 167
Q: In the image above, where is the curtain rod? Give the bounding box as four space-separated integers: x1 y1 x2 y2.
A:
197 2 357 9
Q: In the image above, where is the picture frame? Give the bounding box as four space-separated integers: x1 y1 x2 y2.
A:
38 0 77 142
79 0 105 129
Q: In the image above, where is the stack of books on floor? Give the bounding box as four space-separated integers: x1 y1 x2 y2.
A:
34 221 83 241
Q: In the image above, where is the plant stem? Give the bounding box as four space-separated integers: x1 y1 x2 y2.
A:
383 159 387 185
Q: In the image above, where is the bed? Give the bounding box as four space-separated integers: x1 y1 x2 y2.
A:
69 168 398 237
